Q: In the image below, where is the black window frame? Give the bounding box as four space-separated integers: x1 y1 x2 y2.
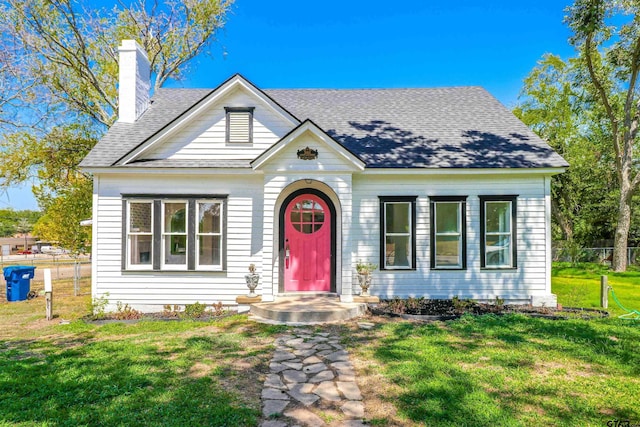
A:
430 196 467 270
479 195 518 269
122 194 228 272
225 107 254 144
379 196 417 271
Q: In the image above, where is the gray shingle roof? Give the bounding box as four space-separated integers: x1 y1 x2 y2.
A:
80 88 212 167
80 84 568 169
265 87 567 168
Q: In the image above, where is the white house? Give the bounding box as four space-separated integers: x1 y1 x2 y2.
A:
80 40 567 313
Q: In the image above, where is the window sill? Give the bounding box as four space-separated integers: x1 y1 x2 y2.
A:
480 267 517 271
431 267 466 271
380 267 417 271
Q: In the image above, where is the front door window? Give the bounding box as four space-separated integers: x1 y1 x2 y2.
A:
284 194 332 292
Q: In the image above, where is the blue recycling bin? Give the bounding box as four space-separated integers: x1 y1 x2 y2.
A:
3 266 36 302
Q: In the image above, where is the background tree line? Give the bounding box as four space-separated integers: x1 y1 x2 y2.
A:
0 209 41 238
516 0 640 271
0 0 234 254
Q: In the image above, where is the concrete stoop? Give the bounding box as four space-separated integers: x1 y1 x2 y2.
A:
249 295 367 325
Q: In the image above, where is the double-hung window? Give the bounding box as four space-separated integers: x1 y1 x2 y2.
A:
430 197 467 269
163 201 188 269
379 196 417 270
480 196 517 269
123 196 226 271
196 201 223 268
127 201 153 269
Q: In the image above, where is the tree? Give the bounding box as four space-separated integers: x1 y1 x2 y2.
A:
14 218 32 252
565 0 640 271
0 0 234 246
514 55 621 248
0 209 42 237
32 179 92 254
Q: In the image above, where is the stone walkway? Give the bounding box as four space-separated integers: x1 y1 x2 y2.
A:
260 328 366 427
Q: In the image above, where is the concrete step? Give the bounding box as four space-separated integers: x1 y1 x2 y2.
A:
249 295 367 325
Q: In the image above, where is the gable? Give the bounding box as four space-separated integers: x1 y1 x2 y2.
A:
80 74 299 167
252 120 365 172
139 86 295 161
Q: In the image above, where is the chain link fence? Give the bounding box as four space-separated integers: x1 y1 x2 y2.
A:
552 246 639 266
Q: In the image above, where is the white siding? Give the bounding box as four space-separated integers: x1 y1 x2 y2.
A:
92 168 555 311
259 130 361 172
351 173 551 302
93 172 265 312
142 88 293 161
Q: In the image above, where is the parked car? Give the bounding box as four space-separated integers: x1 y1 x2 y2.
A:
41 246 65 255
16 249 32 255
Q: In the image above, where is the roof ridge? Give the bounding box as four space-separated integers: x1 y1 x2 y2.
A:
265 86 486 91
153 86 486 92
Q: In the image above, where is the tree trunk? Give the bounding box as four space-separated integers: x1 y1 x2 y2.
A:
612 183 633 272
552 198 573 242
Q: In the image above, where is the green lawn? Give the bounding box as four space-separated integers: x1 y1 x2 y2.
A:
347 314 640 427
1 266 639 426
552 262 640 318
343 264 640 426
0 311 284 426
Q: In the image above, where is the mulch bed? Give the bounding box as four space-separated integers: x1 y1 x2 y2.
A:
87 311 238 324
370 298 609 321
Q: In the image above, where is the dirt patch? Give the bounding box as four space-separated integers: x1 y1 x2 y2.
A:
533 360 598 379
522 404 547 416
189 362 213 378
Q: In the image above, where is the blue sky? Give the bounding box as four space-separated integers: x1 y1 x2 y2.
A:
3 0 576 211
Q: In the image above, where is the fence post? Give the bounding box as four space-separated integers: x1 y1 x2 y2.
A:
73 261 80 296
601 275 608 309
44 268 53 321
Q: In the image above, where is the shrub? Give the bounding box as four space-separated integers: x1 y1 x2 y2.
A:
89 293 110 320
210 301 226 317
113 301 143 320
452 296 474 314
182 302 207 319
163 304 181 318
405 297 424 312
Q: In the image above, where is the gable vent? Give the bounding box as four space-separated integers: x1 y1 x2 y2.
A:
225 107 254 143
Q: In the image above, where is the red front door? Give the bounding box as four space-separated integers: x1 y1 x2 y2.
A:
284 194 331 292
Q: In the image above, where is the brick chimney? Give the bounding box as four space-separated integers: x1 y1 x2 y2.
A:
118 40 150 123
